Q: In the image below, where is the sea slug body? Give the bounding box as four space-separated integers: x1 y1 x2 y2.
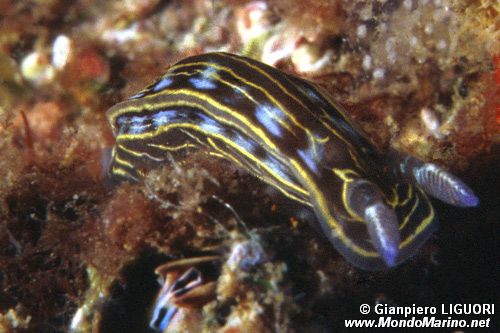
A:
106 52 478 270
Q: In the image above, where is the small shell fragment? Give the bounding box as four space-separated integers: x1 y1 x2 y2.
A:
52 35 72 70
20 52 55 86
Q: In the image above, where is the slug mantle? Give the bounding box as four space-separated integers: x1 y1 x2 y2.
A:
106 52 478 270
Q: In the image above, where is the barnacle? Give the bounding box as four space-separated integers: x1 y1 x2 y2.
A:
150 255 222 332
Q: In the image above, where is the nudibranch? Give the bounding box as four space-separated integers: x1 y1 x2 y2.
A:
106 52 478 270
